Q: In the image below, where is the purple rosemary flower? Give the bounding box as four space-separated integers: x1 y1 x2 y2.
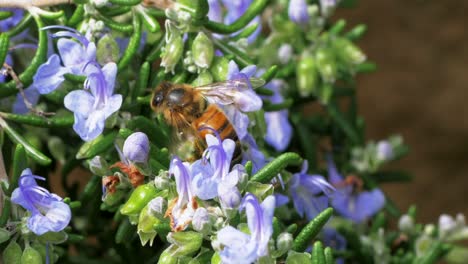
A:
32 26 96 95
11 169 71 235
167 156 197 231
217 193 275 264
288 0 309 26
327 156 385 223
191 134 239 201
290 161 335 220
263 80 292 152
63 62 121 141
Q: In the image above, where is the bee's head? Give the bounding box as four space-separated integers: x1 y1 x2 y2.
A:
151 82 193 112
151 82 172 110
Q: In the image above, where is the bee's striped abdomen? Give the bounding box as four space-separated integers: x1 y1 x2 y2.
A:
193 104 242 165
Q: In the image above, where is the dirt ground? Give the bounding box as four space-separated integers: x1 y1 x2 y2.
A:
337 0 468 222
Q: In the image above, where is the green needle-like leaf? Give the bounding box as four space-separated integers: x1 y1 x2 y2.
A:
251 152 302 183
311 241 326 264
0 118 51 165
76 131 118 159
292 208 334 252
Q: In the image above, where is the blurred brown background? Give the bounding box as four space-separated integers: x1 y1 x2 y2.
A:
337 0 468 222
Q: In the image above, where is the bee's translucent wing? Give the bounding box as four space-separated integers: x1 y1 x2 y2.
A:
195 77 265 92
249 78 266 89
195 77 263 112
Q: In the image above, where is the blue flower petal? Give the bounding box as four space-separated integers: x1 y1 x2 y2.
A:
72 110 106 141
27 200 71 235
218 226 258 264
191 160 218 200
102 94 123 119
332 188 385 223
101 62 117 96
265 110 292 152
63 90 95 117
33 54 69 94
57 38 86 70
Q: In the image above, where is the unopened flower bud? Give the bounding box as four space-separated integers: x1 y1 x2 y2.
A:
210 56 229 81
276 232 293 253
376 140 394 161
191 71 213 86
148 197 167 219
192 207 211 234
334 37 366 65
161 34 183 74
315 47 337 83
21 245 42 264
424 224 436 236
94 20 105 31
167 231 203 256
88 156 109 176
297 55 318 97
439 214 456 239
154 174 171 190
120 183 158 216
398 214 414 233
278 44 293 64
192 32 214 69
3 241 22 263
157 248 178 264
123 132 150 164
213 216 224 230
47 136 66 164
97 34 120 65
415 235 433 257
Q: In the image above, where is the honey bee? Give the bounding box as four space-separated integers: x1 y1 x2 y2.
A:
150 78 264 163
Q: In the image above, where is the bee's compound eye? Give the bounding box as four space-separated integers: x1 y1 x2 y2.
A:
152 92 164 106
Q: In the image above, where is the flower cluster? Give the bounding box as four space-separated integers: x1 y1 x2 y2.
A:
1 1 464 264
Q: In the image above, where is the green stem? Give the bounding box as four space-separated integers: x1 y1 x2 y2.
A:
250 152 302 183
0 112 74 128
204 0 268 34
